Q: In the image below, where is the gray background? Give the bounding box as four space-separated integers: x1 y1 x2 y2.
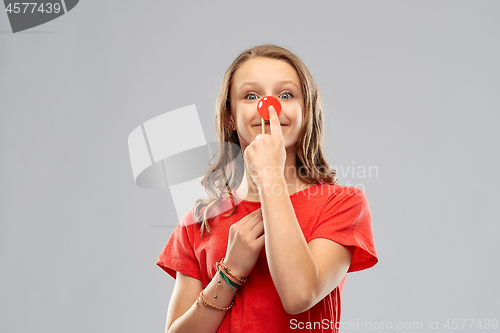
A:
1 1 499 332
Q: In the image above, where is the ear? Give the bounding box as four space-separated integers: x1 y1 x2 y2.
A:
224 106 234 128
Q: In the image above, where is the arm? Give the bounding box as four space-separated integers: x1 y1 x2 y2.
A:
165 272 235 333
166 208 265 332
259 178 353 315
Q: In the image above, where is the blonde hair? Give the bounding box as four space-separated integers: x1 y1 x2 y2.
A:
194 44 338 234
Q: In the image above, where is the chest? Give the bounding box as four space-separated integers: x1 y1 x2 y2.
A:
192 204 321 286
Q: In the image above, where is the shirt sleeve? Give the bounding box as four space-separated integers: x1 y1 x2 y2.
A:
310 187 378 273
156 210 202 281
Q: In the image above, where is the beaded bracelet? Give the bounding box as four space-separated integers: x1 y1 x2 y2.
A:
220 271 241 290
218 266 245 288
217 258 248 285
213 258 247 301
196 289 234 311
219 271 237 294
214 264 240 299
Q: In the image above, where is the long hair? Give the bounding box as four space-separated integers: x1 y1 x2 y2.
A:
193 44 338 235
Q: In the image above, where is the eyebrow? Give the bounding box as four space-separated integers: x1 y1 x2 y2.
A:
237 80 301 91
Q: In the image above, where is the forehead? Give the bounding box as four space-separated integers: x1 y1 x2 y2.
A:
232 57 301 90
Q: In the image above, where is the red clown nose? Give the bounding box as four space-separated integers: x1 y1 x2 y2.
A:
257 96 282 120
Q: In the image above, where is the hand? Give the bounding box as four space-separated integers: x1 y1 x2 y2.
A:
223 208 265 278
243 105 286 188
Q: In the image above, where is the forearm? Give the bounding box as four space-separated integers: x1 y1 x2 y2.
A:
168 273 235 333
259 177 319 313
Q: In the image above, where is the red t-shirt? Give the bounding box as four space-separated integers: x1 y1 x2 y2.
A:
156 183 378 332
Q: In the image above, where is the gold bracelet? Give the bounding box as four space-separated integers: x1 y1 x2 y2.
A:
196 289 234 311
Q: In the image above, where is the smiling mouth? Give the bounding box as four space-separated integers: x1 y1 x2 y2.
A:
255 124 287 126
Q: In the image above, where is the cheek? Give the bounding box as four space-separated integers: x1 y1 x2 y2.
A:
236 113 249 126
236 105 255 123
291 105 303 127
287 108 303 130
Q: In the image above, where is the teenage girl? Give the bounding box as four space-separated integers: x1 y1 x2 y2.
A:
157 44 378 333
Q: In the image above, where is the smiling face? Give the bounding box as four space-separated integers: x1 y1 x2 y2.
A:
228 57 305 153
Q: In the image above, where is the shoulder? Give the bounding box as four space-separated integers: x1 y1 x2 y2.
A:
300 183 366 207
174 195 242 239
176 206 198 229
320 183 365 197
171 207 202 246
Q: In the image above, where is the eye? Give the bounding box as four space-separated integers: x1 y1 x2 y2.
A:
245 93 258 100
279 92 293 100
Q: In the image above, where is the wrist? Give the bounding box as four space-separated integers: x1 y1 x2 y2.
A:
258 176 288 195
221 257 247 279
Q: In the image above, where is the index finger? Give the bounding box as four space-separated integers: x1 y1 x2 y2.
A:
242 208 263 229
239 207 262 225
268 105 282 138
247 207 262 217
234 207 260 222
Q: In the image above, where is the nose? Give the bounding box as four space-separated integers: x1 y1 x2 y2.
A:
257 96 282 120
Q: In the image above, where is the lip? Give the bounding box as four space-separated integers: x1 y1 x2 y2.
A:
254 124 287 126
